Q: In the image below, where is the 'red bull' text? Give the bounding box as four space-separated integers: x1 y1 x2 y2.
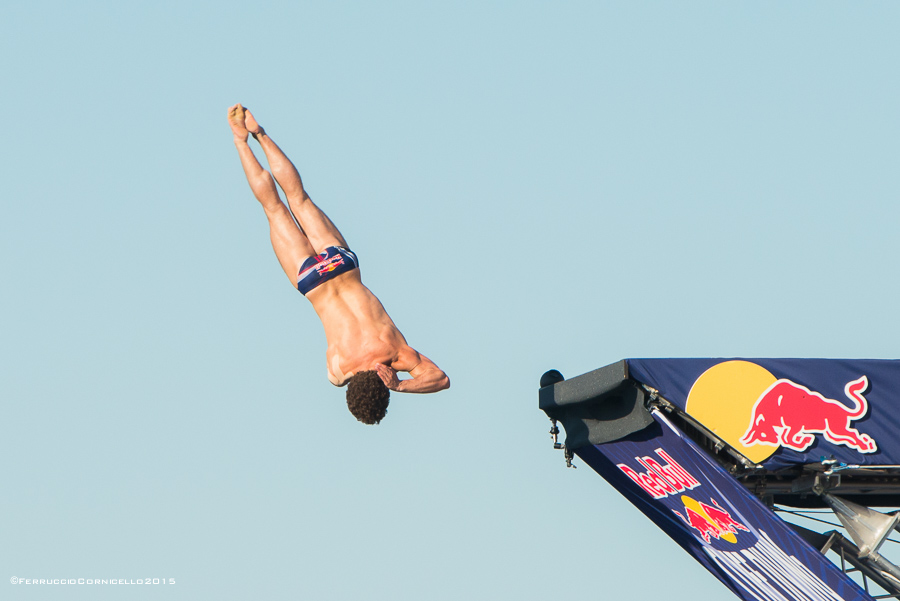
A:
617 448 701 500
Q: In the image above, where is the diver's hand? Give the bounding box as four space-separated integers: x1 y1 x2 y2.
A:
375 363 401 391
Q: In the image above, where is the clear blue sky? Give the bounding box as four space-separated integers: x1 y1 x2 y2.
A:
3 2 900 600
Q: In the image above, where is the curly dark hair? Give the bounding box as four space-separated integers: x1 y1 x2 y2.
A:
346 370 390 425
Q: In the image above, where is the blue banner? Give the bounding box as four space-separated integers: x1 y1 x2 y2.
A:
577 411 872 601
625 359 900 470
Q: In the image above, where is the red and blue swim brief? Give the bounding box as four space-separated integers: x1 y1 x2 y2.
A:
296 246 359 295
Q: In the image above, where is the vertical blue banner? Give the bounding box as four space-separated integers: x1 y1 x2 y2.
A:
576 411 873 601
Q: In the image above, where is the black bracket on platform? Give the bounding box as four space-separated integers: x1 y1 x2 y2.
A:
539 361 655 451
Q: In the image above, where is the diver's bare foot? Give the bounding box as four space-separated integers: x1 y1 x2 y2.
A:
227 104 249 142
244 108 265 138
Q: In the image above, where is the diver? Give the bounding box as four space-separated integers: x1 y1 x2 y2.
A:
227 104 449 424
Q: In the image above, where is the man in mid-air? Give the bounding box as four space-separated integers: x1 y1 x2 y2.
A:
227 104 449 424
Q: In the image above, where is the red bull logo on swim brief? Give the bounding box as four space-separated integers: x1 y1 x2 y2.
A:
315 254 344 275
685 361 878 463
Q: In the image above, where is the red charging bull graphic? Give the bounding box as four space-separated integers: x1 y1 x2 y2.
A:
740 375 877 454
673 496 750 544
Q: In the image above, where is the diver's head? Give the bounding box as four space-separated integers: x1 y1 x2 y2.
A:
346 370 390 424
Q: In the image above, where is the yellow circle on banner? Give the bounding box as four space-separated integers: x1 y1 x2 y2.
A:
685 360 778 464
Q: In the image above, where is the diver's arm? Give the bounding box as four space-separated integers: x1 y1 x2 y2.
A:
375 354 450 394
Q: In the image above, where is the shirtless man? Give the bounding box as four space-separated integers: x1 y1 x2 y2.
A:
227 104 449 424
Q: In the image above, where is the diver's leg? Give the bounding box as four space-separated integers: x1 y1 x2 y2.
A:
229 104 315 284
243 108 349 252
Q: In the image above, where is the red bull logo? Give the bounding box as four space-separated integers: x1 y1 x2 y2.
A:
685 361 878 463
673 495 749 544
740 376 876 453
315 254 344 275
617 448 701 500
